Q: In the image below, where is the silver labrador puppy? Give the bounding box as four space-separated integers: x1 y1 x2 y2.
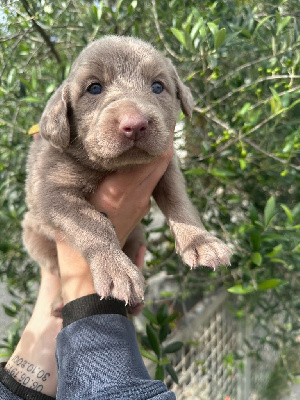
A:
23 36 232 305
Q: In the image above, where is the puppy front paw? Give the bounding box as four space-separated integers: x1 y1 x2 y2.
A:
91 250 145 305
174 225 232 269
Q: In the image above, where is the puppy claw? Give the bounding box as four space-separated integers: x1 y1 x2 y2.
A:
91 252 145 305
175 227 232 269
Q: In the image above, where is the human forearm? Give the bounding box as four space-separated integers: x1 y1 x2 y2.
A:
56 294 175 400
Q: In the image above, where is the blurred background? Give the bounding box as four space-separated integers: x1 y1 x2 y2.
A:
0 1 299 399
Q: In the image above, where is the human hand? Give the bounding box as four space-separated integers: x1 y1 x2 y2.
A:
57 143 173 304
88 143 173 247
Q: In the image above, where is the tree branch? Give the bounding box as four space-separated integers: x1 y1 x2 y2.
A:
151 0 190 61
196 108 300 171
243 138 300 171
209 43 300 92
204 75 300 113
20 0 62 65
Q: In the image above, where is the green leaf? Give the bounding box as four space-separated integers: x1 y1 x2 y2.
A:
237 102 251 117
250 230 261 251
292 243 300 253
165 312 179 324
228 284 254 295
253 15 272 36
159 358 171 365
184 168 206 176
239 158 247 171
116 0 125 16
170 28 186 47
160 291 174 298
251 252 262 266
184 30 194 52
166 364 179 384
143 308 158 325
31 67 37 91
277 15 291 35
140 348 159 364
163 341 183 354
2 305 17 317
146 324 161 357
159 324 170 342
21 97 40 103
95 1 103 21
0 351 11 358
191 18 204 40
214 28 226 49
280 204 293 224
155 364 165 381
165 312 180 324
249 204 259 223
270 87 280 102
207 22 218 36
266 244 283 258
157 303 168 325
257 279 283 290
264 196 277 228
270 87 282 114
209 169 236 179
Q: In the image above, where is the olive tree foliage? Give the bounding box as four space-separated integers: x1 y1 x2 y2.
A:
0 0 299 385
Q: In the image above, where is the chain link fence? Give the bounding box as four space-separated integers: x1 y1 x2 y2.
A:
145 290 283 400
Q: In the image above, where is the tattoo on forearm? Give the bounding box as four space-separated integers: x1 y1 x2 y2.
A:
5 355 51 392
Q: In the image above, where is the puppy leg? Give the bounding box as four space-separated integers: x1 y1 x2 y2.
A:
50 225 146 318
122 224 146 315
36 191 145 305
153 153 232 269
23 212 59 275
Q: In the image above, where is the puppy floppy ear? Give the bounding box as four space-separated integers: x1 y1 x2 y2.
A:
39 83 70 149
169 61 194 118
175 72 194 118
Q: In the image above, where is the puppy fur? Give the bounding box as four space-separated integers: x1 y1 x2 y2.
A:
23 36 232 305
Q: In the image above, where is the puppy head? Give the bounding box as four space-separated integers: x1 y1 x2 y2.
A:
39 36 193 170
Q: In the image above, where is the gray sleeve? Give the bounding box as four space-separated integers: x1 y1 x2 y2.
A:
56 313 176 399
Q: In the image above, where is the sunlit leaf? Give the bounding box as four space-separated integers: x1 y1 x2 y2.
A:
214 28 226 49
264 196 277 228
184 168 206 176
257 279 284 290
280 204 293 224
228 285 255 295
266 244 283 258
252 252 262 266
140 348 159 364
170 28 186 47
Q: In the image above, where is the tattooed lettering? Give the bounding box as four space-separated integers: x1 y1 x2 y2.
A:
4 355 51 392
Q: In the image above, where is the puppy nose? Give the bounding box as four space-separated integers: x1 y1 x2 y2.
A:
119 114 148 140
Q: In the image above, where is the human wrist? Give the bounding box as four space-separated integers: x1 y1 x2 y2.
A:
61 294 127 328
3 313 61 398
56 237 96 304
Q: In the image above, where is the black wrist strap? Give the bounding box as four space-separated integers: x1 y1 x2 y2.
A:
62 294 127 328
0 362 55 400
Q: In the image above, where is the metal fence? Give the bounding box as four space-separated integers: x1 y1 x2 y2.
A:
163 290 238 400
145 290 281 400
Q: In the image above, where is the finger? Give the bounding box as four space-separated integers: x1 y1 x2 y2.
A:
134 245 147 271
137 143 173 196
90 142 173 207
107 141 173 191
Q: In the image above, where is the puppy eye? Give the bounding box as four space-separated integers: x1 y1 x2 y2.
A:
151 82 164 94
87 83 102 95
